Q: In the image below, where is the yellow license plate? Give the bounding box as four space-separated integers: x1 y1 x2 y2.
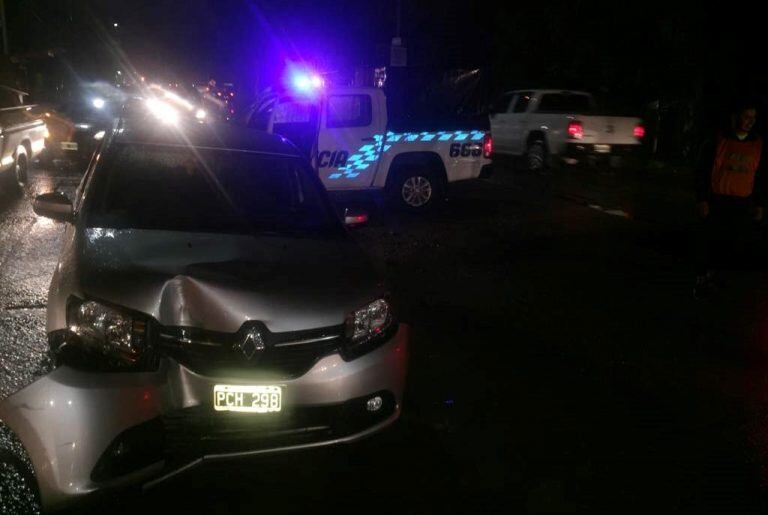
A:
213 385 282 413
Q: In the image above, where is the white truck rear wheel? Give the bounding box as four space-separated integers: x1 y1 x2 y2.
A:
14 146 29 191
526 140 546 172
388 167 445 212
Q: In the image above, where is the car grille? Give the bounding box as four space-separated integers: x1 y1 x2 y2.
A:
155 322 345 379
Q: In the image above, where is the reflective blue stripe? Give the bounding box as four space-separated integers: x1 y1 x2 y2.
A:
327 129 485 180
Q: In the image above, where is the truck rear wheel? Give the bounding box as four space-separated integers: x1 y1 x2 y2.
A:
526 139 547 172
388 167 445 213
14 146 29 191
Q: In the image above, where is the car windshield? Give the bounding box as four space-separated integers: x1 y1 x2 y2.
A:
83 143 341 237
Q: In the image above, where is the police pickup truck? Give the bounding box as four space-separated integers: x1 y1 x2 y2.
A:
0 85 46 191
265 86 493 211
490 89 644 170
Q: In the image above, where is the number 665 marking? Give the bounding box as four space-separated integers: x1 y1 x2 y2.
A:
449 143 482 158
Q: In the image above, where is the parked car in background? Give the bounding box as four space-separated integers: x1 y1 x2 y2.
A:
489 89 645 170
0 85 47 191
39 93 119 170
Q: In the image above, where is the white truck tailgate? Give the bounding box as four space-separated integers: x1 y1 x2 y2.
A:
581 116 641 145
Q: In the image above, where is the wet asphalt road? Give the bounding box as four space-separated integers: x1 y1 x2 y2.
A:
3 161 768 513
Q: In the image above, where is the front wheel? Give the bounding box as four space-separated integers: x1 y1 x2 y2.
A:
388 168 445 213
0 424 41 515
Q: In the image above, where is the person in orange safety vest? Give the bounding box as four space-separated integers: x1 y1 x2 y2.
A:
694 100 767 298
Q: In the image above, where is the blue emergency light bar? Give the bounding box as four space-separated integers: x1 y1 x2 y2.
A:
289 71 324 95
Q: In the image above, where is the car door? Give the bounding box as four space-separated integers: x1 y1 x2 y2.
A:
489 92 515 154
316 92 385 189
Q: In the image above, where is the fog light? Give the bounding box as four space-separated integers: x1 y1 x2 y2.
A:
366 395 383 412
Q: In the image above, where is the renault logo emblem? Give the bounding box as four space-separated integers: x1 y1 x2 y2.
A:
234 328 266 360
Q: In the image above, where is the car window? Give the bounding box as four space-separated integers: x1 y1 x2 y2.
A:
492 93 514 114
512 92 533 113
326 95 372 128
82 143 341 237
273 101 315 124
537 94 592 113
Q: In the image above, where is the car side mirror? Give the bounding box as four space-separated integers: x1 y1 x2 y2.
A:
33 192 73 223
344 208 369 227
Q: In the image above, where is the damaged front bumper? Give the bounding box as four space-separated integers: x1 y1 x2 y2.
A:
0 324 409 511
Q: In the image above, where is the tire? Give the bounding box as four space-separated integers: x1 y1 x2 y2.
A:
387 166 445 213
0 425 41 515
526 139 547 172
14 146 30 191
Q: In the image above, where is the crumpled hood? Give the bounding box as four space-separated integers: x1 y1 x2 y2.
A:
76 228 382 333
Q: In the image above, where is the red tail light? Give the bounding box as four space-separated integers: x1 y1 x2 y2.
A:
633 125 646 139
567 121 583 139
483 133 493 158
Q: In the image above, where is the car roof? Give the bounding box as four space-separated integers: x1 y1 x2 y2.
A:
113 107 302 157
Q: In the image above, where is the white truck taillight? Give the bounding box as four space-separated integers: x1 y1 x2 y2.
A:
567 121 584 139
633 125 646 139
483 133 493 158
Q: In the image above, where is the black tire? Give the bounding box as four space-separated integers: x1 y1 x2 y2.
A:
0 425 41 515
14 147 29 191
387 166 445 213
526 139 547 172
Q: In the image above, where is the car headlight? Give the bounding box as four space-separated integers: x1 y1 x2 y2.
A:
344 299 393 358
66 298 148 368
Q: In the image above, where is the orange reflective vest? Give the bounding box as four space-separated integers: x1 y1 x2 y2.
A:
710 132 763 198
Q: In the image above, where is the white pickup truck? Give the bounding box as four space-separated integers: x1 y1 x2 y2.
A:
265 87 493 211
489 89 644 170
0 85 47 191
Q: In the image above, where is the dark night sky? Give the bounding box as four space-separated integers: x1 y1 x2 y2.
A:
4 0 768 106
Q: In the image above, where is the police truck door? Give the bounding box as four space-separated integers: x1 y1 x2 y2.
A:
317 91 385 189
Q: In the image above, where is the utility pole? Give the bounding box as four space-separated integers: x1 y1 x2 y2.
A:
395 0 401 38
391 0 406 67
0 0 8 55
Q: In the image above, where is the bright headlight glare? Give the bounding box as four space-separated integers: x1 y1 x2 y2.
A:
69 300 143 362
146 98 179 124
347 299 391 344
